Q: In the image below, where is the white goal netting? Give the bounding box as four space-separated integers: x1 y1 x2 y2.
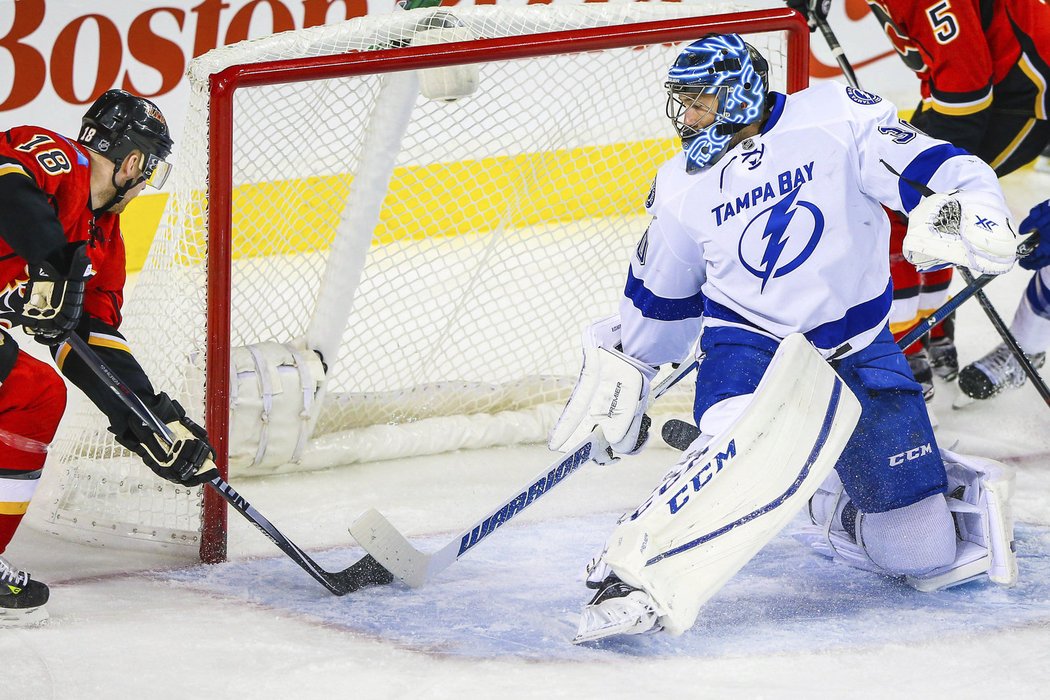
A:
33 2 803 555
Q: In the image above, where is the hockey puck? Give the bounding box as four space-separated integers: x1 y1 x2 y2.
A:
662 418 700 451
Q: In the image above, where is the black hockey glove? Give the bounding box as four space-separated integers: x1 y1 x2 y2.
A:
112 393 219 487
18 241 92 346
784 0 830 29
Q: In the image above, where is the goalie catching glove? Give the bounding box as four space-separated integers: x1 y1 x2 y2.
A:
903 189 1026 275
18 242 92 346
548 315 657 456
112 393 219 487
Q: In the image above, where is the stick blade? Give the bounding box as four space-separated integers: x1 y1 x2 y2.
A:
349 509 429 588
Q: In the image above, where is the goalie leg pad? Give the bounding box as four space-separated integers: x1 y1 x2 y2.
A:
797 448 1016 590
858 494 956 575
596 334 862 636
795 493 956 577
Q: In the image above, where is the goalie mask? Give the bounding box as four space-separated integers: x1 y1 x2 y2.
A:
665 34 769 172
79 90 174 210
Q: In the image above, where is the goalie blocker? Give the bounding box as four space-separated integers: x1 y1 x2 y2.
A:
548 315 660 457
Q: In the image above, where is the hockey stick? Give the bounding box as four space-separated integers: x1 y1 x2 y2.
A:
958 267 1050 406
804 4 860 88
349 359 699 588
895 272 998 352
63 333 392 596
810 16 1050 404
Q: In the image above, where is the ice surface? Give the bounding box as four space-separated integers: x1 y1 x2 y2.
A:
5 168 1050 697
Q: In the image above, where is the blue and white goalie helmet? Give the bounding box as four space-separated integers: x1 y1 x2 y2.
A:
665 34 769 171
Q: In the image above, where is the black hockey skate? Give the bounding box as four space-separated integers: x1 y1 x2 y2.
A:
928 336 959 381
907 348 935 401
958 344 1047 400
0 556 50 627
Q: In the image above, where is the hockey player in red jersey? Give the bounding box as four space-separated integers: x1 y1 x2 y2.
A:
869 0 1049 397
789 0 1050 398
0 90 218 626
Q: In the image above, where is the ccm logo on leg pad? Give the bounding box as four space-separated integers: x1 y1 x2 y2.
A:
889 443 933 467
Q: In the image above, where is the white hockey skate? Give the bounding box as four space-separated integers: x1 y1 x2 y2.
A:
572 576 663 644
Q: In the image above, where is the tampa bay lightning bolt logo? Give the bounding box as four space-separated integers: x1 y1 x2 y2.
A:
845 87 882 105
738 187 825 292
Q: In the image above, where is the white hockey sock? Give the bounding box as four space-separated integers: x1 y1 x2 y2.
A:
857 494 956 576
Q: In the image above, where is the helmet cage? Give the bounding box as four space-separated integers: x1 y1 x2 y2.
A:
664 35 769 171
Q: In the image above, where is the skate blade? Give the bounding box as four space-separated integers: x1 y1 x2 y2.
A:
571 606 659 644
0 605 49 628
572 609 631 644
952 392 976 409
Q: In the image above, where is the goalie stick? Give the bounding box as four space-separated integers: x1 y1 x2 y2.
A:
349 359 699 588
63 333 392 596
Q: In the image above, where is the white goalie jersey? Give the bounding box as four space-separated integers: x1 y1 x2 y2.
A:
620 82 1007 365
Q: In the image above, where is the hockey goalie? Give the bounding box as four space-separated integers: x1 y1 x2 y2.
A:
549 34 1023 643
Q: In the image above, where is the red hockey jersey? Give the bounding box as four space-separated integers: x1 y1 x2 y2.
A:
866 0 1049 159
0 125 126 329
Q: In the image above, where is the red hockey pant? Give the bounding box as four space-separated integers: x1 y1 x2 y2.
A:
0 351 67 554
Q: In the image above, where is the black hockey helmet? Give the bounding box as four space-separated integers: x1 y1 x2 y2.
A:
78 89 174 190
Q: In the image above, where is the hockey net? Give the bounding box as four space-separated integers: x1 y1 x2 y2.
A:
33 2 808 560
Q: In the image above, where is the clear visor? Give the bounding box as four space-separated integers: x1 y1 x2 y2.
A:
143 154 172 189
